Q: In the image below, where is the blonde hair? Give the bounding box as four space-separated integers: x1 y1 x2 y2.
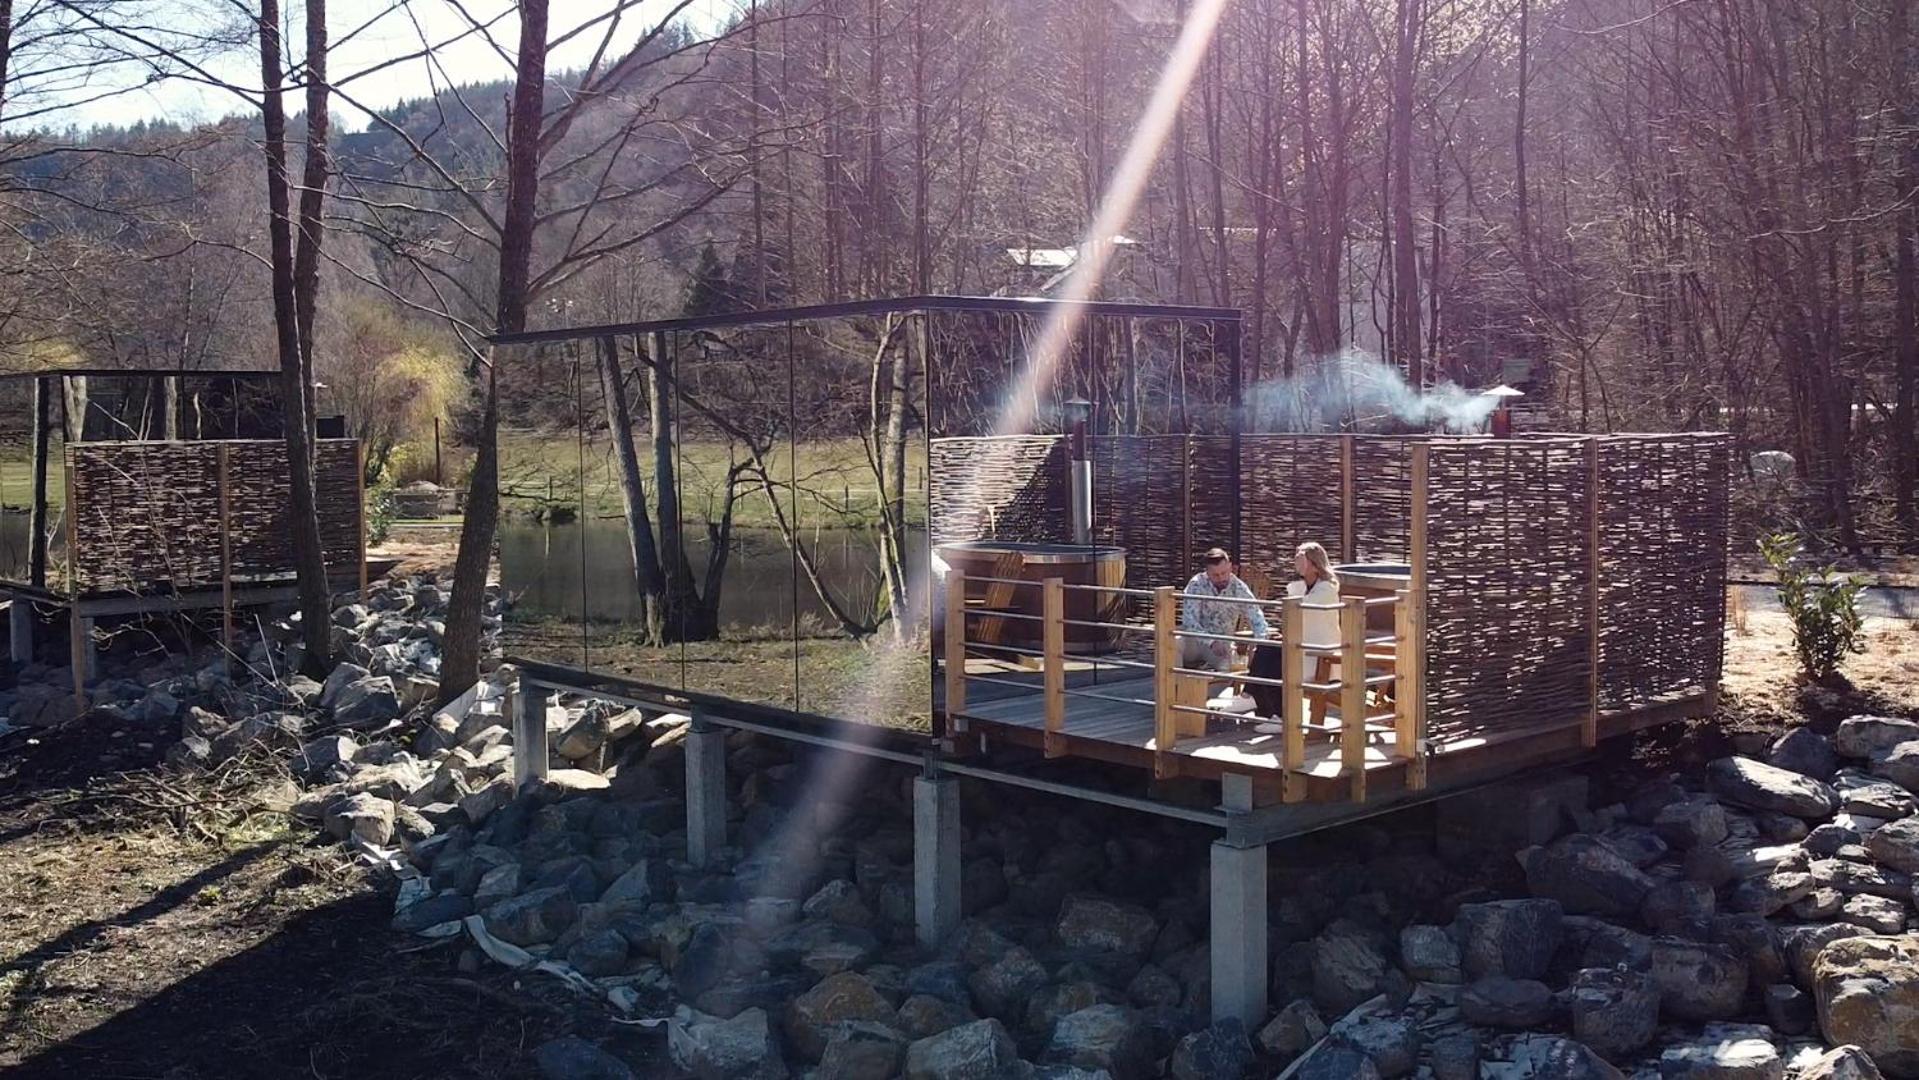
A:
1296 541 1339 589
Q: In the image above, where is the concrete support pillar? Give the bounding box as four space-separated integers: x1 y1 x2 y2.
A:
1210 839 1269 1027
9 598 31 666
685 713 727 868
512 680 550 790
914 773 962 949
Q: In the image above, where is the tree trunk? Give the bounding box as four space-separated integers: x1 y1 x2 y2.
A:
647 331 713 640
596 336 670 642
1389 0 1422 383
440 0 549 704
259 0 331 670
1895 0 1917 541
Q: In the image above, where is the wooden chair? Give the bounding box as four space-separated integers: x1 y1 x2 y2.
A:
969 549 1027 648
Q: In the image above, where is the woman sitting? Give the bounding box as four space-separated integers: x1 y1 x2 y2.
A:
1249 542 1341 727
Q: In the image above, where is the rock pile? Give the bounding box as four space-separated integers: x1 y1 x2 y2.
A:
1280 715 1919 1078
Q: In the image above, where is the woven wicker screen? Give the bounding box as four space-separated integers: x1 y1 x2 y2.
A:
65 439 362 594
1237 436 1344 584
1090 435 1196 590
927 435 1068 545
1594 433 1730 710
1423 439 1595 742
1351 436 1414 562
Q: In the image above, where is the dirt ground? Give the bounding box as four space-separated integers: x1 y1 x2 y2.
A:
0 718 675 1080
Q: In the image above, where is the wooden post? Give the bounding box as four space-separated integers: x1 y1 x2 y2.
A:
1280 596 1307 802
27 376 50 588
356 440 370 599
1585 437 1601 748
218 445 234 664
944 570 967 731
65 455 82 713
1043 576 1065 758
1340 595 1367 802
1153 585 1177 777
1394 587 1426 790
1409 443 1429 783
1339 434 1356 561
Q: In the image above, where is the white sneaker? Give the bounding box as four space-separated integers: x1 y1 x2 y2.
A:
1210 693 1257 715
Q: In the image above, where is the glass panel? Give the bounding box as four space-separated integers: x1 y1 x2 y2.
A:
495 339 593 673
671 324 798 711
791 315 930 729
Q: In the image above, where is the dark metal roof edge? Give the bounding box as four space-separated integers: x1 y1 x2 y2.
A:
489 294 1243 346
0 368 280 380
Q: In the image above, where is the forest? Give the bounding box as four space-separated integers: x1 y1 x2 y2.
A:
3 0 1916 686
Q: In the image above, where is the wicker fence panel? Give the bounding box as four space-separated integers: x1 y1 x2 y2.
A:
67 439 361 594
1595 433 1730 711
928 435 1067 545
1423 439 1594 742
1351 436 1413 562
1091 435 1193 591
1188 436 1238 564
1237 435 1343 584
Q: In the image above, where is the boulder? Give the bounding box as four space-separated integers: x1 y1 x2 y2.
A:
1169 1020 1253 1080
1763 984 1815 1036
1599 825 1670 867
482 885 577 946
1557 915 1654 976
1870 743 1919 792
1814 935 1919 1076
1311 919 1392 1013
392 892 472 933
292 734 357 782
322 792 395 846
1042 1005 1155 1080
1642 880 1716 938
318 662 371 709
1329 1011 1421 1079
1650 938 1749 1022
1840 894 1908 935
1657 1026 1783 1079
556 711 612 761
1654 798 1731 850
1520 834 1656 917
1455 899 1563 980
803 879 875 929
1796 1046 1887 1080
966 947 1050 1021
1291 1045 1381 1080
1496 1035 1625 1079
1707 757 1837 820
764 920 880 978
1024 982 1121 1040
1836 716 1919 759
1835 769 1918 817
667 1007 789 1080
898 995 975 1040
1256 998 1326 1061
1398 924 1463 983
1711 914 1789 988
1430 1034 1479 1080
786 972 899 1062
1782 922 1873 989
1724 868 1816 916
1459 976 1553 1029
904 1018 1024 1080
330 674 402 729
1771 728 1839 780
817 1021 909 1080
1569 967 1658 1061
532 1036 635 1080
1823 858 1913 900
1056 895 1159 958
1864 816 1919 874
1810 822 1864 856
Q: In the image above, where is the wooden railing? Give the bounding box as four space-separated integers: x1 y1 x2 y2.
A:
941 570 1428 803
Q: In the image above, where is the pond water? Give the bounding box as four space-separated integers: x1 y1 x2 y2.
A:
498 519 927 631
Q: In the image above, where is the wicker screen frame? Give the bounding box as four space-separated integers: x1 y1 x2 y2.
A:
65 439 363 594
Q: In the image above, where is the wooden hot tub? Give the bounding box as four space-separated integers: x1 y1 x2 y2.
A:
936 541 1128 652
1335 562 1411 634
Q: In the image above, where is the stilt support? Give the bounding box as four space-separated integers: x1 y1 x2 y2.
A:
10 598 31 667
686 711 728 868
69 614 95 711
512 679 550 790
914 772 963 949
1210 839 1269 1026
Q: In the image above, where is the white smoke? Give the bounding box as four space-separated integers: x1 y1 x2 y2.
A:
1246 349 1502 434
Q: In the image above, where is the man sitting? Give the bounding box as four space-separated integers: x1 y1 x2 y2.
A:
1179 548 1271 673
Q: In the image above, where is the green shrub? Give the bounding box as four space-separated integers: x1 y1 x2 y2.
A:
1759 532 1867 682
366 477 398 546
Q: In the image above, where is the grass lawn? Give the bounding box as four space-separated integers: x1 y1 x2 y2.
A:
498 431 927 531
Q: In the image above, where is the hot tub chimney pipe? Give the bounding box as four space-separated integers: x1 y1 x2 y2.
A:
1065 396 1093 546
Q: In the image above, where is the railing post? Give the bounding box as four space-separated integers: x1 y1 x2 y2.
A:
1043 576 1065 758
1340 595 1368 803
1410 442 1430 787
1280 596 1306 803
1153 585 1177 776
1395 587 1426 790
944 570 967 732
1339 434 1356 562
1585 436 1601 749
